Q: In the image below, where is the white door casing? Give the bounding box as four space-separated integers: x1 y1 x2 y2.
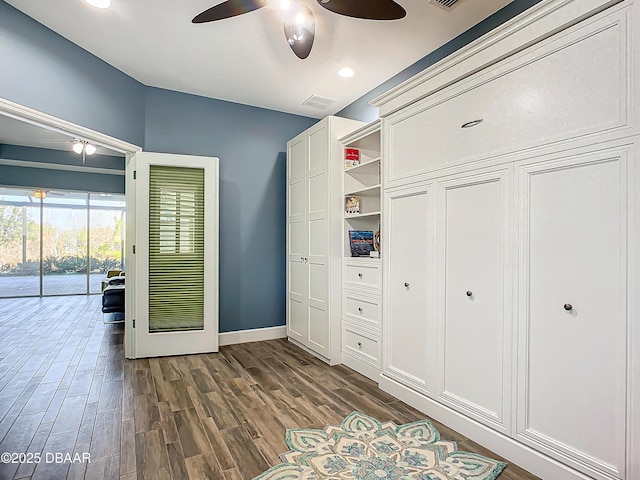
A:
133 152 219 358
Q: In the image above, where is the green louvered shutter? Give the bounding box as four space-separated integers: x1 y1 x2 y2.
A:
148 166 205 332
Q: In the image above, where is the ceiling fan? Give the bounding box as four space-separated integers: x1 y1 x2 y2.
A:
192 0 406 59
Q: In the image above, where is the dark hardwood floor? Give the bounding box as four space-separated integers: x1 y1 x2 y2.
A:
0 296 540 479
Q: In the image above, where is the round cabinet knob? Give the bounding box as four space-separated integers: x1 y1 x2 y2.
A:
358 273 363 279
564 303 573 311
357 342 362 348
300 256 304 261
404 282 410 288
466 291 473 297
358 307 363 313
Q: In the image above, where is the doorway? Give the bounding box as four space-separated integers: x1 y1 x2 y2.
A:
0 186 126 297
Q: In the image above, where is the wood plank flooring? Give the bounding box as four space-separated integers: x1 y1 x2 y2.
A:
0 296 540 479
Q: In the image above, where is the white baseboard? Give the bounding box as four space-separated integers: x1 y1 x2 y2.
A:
379 375 596 480
218 326 286 346
342 353 381 382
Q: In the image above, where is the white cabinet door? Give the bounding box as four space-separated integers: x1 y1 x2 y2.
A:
287 132 308 345
436 167 512 432
517 149 628 479
307 122 330 357
384 184 434 394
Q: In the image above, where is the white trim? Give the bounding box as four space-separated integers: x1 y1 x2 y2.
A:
0 158 125 176
219 326 287 346
371 0 620 116
0 97 142 154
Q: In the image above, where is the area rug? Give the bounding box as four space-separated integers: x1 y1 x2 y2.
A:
253 411 506 480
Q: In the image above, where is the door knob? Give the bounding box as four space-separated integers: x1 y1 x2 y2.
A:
466 291 473 297
564 303 573 311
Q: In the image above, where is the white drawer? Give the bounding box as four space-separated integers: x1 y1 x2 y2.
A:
342 325 380 365
344 262 381 292
343 293 380 329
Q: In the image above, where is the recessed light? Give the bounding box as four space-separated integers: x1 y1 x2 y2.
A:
338 67 354 78
85 0 111 9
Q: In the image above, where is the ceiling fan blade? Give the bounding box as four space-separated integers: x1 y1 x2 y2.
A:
192 0 267 23
316 0 406 20
283 5 315 59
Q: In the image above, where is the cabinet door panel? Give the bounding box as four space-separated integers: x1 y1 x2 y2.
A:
518 152 627 477
287 134 309 345
438 168 511 431
385 186 433 392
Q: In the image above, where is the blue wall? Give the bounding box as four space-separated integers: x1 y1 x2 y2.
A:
144 87 317 332
0 145 125 193
0 1 145 146
0 0 544 333
338 0 545 121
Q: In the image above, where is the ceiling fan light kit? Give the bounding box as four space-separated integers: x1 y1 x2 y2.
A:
192 0 406 59
72 139 97 163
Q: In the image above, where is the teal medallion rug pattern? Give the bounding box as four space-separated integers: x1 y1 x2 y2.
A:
253 412 506 480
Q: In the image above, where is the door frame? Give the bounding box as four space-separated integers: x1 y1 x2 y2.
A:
0 97 142 358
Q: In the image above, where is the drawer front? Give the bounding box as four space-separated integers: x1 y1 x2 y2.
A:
386 8 627 186
343 293 380 328
344 262 381 291
343 326 380 365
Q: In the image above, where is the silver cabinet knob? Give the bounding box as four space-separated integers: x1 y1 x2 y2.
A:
404 282 409 288
564 303 573 311
466 291 473 297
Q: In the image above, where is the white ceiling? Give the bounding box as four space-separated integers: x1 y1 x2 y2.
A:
5 0 513 119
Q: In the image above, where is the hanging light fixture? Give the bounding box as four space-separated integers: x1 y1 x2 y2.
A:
72 139 97 164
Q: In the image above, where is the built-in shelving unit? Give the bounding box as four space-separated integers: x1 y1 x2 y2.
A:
339 119 382 382
342 121 382 261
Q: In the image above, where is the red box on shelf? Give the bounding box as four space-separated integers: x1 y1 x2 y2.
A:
345 148 360 168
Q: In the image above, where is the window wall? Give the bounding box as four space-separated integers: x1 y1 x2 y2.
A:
0 187 125 297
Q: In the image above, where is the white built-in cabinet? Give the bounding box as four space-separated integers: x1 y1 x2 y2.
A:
374 1 640 480
286 116 363 363
340 121 383 380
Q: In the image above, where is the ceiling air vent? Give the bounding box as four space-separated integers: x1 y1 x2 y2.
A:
429 0 465 12
302 95 336 109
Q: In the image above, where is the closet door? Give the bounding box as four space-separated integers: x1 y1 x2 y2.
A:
306 121 330 357
384 184 435 394
517 149 627 479
287 132 308 345
436 166 512 433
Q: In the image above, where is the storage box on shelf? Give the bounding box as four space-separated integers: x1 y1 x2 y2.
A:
339 120 383 381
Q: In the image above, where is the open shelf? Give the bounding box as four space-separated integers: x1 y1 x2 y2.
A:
345 184 381 197
345 156 382 173
345 211 381 219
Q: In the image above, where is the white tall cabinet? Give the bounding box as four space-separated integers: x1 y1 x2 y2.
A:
373 1 640 480
287 116 363 363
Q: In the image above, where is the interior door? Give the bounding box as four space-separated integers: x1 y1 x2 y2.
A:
287 133 309 345
132 152 219 358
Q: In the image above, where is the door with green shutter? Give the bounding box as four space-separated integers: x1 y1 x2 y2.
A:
130 152 218 358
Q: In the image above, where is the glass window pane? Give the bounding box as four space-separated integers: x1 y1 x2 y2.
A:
42 197 89 296
0 187 41 297
89 193 126 293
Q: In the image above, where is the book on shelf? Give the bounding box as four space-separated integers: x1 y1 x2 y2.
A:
349 230 375 257
345 195 360 214
345 148 360 168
